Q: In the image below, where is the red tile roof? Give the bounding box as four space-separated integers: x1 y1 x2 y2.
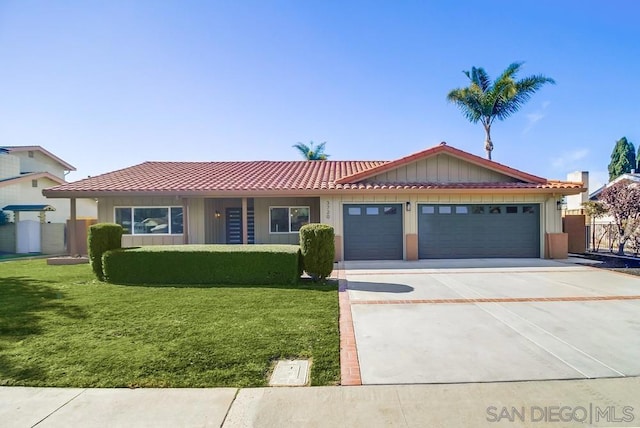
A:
45 160 386 194
43 144 585 197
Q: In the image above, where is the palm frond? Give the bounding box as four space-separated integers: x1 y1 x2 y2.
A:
447 88 482 123
292 141 329 160
495 74 556 121
474 67 492 92
292 142 311 159
447 61 555 158
495 62 524 84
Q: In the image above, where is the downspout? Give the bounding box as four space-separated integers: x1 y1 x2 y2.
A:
69 198 77 256
182 198 189 244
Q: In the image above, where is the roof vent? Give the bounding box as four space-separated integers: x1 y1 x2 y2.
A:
440 141 447 146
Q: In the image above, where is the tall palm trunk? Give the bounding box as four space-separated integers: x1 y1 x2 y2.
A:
483 123 494 160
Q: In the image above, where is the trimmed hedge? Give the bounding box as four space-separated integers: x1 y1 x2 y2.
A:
102 244 301 285
299 224 335 281
88 223 123 281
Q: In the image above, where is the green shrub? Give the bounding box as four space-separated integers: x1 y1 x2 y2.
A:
299 224 335 281
102 244 301 285
88 223 123 281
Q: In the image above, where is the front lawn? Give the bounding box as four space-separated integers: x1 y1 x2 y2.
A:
0 260 339 387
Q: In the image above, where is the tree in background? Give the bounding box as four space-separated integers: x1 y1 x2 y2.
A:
447 62 555 160
293 141 329 160
581 201 608 251
598 181 640 255
608 137 636 181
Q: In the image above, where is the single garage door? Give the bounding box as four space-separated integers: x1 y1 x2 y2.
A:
418 204 540 258
343 204 403 260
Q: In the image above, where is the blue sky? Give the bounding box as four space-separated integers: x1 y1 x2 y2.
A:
1 1 638 190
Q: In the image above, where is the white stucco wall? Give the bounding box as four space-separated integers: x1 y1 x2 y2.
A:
0 154 21 179
12 150 67 178
1 177 97 223
565 171 589 211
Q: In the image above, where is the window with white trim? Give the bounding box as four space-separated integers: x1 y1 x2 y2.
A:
114 207 183 235
270 206 309 233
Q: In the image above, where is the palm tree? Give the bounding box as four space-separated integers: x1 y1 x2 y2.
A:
447 62 555 160
293 141 329 160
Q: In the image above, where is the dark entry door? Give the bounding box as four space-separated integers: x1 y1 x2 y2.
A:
226 207 255 244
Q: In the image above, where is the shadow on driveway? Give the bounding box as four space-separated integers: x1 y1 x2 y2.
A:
346 281 414 293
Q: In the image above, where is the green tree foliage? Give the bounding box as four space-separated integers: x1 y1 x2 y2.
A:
293 141 329 160
447 62 555 160
608 137 636 181
598 182 640 255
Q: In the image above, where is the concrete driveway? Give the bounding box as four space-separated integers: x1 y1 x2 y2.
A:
342 259 640 385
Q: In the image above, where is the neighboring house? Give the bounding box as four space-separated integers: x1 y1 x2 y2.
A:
589 172 640 201
44 143 584 260
0 146 97 253
586 172 640 252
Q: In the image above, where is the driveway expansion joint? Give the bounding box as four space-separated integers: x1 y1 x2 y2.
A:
350 295 640 305
31 388 87 427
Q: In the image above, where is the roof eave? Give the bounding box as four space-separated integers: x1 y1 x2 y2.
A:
4 146 76 171
43 186 586 199
1 172 66 188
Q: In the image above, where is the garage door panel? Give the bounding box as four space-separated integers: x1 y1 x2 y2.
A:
344 204 403 260
418 204 540 259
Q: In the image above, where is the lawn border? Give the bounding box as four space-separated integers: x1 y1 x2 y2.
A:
337 263 362 386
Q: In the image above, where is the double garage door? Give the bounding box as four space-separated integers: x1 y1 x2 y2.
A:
343 203 540 260
418 204 540 258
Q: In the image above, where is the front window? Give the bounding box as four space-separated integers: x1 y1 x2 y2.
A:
115 207 183 235
270 206 310 233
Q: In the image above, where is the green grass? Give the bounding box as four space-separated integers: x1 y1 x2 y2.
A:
0 260 339 387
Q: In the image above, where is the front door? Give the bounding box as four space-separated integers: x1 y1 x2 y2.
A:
225 207 255 244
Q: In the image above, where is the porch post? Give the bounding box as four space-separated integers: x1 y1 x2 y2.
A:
69 198 77 255
241 197 248 244
182 198 189 244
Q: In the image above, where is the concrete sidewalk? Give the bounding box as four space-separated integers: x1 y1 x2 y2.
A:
3 377 640 427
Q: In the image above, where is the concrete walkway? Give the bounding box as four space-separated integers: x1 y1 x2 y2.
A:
3 377 640 427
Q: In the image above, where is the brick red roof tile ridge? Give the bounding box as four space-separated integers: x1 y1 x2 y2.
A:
337 181 583 189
